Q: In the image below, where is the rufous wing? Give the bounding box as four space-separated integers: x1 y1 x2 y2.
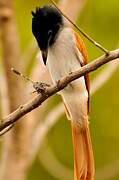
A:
74 31 90 112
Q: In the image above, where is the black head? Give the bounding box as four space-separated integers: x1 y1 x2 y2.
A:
32 5 63 64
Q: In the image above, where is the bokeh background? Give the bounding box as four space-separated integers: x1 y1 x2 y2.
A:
0 0 119 180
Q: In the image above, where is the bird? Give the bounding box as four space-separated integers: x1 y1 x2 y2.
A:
32 5 95 180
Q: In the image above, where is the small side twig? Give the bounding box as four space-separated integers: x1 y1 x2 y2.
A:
11 67 50 95
11 68 34 84
50 0 109 55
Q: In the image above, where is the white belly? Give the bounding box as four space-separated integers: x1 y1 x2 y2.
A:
46 27 88 125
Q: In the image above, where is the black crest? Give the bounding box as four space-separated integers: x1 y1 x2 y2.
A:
32 5 63 50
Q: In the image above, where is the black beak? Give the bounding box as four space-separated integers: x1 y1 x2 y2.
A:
41 49 48 65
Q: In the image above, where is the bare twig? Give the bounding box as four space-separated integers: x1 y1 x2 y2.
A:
11 67 34 84
59 0 87 23
0 48 119 132
50 0 109 54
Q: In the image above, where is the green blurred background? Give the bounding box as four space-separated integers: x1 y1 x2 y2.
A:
1 0 119 179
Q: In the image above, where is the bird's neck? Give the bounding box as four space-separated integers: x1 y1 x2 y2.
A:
50 27 74 49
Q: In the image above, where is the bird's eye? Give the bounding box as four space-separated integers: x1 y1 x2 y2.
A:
48 30 52 37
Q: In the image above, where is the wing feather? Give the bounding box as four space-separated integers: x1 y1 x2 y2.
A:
74 31 90 112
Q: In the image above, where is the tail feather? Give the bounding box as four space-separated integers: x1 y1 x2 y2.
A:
71 123 95 180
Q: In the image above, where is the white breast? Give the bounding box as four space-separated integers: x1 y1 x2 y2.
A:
46 27 88 124
47 28 79 80
47 28 86 92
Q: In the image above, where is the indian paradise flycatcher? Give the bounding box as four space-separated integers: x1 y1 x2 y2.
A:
32 5 95 180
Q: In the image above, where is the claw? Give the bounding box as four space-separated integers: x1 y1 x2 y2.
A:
33 82 50 95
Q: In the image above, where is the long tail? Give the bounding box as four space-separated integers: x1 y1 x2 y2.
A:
71 122 95 180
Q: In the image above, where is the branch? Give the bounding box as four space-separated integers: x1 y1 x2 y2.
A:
0 49 119 132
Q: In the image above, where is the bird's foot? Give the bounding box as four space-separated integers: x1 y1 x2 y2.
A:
33 82 50 95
